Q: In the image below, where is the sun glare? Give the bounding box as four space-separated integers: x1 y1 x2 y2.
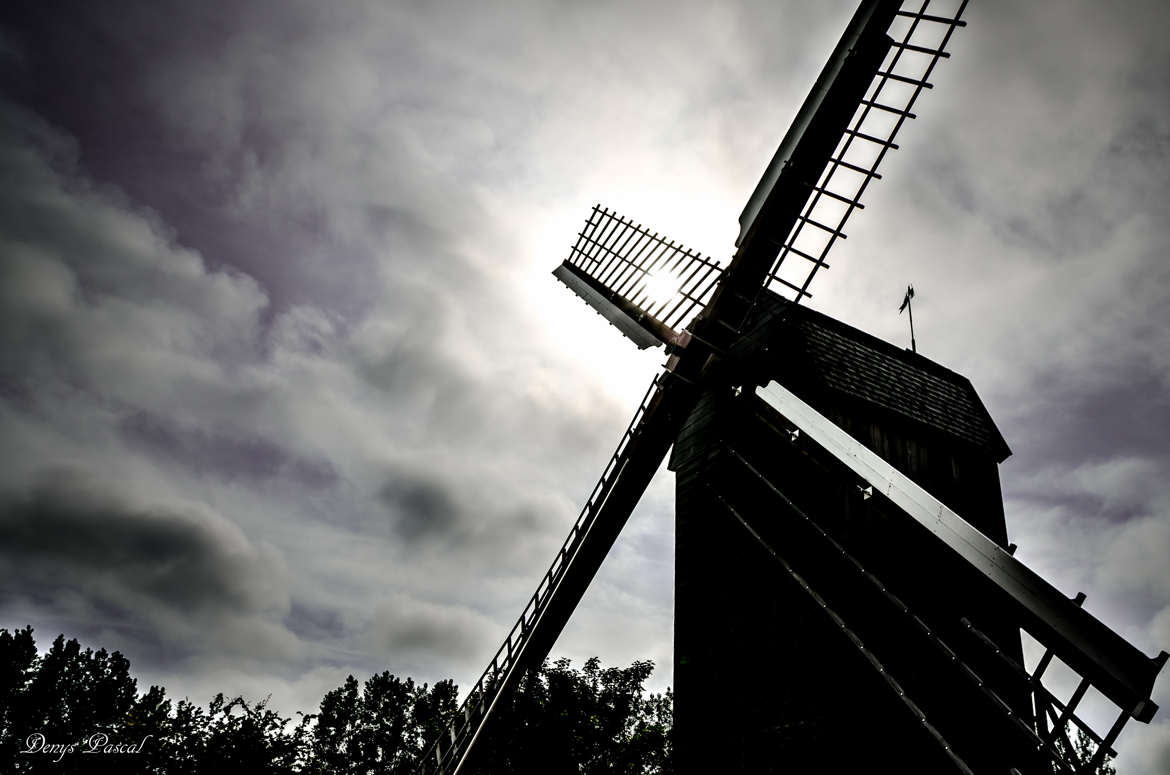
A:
640 268 685 310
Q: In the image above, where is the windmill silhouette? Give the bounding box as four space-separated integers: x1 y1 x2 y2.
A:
417 2 1166 773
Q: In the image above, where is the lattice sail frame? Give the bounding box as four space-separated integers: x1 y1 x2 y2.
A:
557 206 724 345
765 1 968 303
555 2 969 347
417 377 665 774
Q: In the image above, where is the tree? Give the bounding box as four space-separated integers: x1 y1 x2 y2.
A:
309 671 458 775
1052 727 1116 775
0 626 37 748
199 694 313 774
0 628 312 774
2 629 139 774
0 626 668 774
469 657 672 775
2 625 1129 775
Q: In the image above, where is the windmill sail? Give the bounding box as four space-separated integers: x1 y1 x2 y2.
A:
553 206 724 349
741 2 968 304
555 4 970 342
756 380 1165 722
733 380 1166 772
416 373 698 775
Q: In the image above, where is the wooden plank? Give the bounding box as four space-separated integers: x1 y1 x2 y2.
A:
756 380 1166 721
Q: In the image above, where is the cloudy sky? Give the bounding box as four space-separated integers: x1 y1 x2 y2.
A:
1 0 1168 770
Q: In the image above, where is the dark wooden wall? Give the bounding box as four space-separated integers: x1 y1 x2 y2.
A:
669 376 1033 772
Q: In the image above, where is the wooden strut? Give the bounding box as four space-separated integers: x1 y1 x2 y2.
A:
711 434 1080 773
761 0 967 309
417 372 702 775
754 380 1165 723
707 486 977 775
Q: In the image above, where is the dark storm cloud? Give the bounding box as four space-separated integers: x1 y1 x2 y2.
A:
2 0 521 325
284 601 345 643
379 471 460 543
119 409 338 488
1 468 270 611
0 46 615 656
1006 370 1170 471
1 1 379 317
369 594 493 663
373 464 553 569
0 467 295 662
0 99 268 401
357 325 471 407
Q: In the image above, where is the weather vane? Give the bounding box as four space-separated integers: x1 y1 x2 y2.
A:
899 283 916 352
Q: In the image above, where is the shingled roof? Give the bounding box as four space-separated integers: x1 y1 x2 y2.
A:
743 294 1011 462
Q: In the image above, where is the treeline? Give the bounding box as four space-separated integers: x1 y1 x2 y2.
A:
0 627 672 774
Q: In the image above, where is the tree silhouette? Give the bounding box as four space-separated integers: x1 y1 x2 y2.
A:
0 625 1127 774
1052 728 1116 775
0 627 313 774
0 627 669 774
1 625 1132 775
470 657 671 775
309 671 456 774
2 627 141 773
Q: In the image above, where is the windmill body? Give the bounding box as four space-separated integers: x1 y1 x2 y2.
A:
416 3 1166 773
671 295 1031 772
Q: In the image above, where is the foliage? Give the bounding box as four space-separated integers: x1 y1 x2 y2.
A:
1052 727 1116 775
0 625 317 774
471 656 672 775
308 671 457 775
0 627 671 774
1 625 1127 775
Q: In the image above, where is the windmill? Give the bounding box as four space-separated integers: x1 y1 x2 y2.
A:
417 2 1166 773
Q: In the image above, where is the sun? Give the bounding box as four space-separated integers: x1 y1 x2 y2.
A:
639 268 685 311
